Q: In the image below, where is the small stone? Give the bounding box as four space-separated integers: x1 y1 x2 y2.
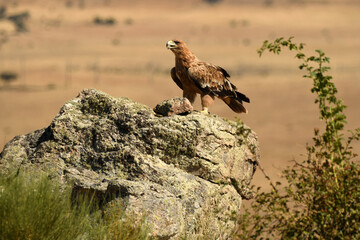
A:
154 97 193 116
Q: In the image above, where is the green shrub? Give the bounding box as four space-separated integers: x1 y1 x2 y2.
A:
203 0 223 4
93 16 116 25
0 171 150 240
0 71 17 84
236 37 360 239
0 172 97 239
8 11 30 32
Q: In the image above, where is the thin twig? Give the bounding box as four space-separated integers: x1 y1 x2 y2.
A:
255 160 279 193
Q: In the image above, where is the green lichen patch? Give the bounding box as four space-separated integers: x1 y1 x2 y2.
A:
81 92 116 116
152 117 199 168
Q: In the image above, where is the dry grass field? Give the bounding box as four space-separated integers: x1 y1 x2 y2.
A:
1 0 359 191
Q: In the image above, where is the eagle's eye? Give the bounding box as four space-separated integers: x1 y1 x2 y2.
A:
174 40 180 44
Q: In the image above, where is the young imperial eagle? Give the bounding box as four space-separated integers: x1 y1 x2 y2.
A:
166 39 250 114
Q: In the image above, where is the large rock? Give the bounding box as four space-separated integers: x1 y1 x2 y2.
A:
0 89 259 239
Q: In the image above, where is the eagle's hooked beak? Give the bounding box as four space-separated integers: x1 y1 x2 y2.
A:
166 40 177 49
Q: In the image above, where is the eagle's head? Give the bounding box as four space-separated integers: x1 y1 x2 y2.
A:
166 40 187 54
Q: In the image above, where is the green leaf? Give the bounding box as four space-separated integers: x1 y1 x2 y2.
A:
315 49 325 57
281 41 289 46
296 53 305 59
299 43 305 50
289 43 297 50
307 56 316 61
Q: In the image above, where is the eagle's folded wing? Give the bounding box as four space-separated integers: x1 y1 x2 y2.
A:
171 67 183 90
187 62 237 98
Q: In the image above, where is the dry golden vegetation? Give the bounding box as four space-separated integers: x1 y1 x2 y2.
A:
0 0 359 190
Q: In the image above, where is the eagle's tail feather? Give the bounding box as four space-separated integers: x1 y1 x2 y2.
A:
223 97 248 114
235 91 250 103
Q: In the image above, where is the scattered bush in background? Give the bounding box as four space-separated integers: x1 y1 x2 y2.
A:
229 19 250 28
124 17 134 25
0 6 6 19
0 5 30 32
112 38 121 46
236 37 360 239
93 16 116 26
65 0 86 9
203 0 223 4
0 71 17 85
7 11 30 32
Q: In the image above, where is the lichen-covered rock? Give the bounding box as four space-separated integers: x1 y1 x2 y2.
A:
0 88 259 239
154 97 193 116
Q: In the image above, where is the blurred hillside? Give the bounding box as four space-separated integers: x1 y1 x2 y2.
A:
0 0 359 190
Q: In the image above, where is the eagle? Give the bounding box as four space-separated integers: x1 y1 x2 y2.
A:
166 39 250 114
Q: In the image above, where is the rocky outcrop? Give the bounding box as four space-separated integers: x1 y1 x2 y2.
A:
0 89 259 239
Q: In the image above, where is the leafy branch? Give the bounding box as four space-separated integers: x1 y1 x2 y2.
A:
235 37 360 239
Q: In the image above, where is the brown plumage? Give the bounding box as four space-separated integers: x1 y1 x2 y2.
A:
166 39 250 114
